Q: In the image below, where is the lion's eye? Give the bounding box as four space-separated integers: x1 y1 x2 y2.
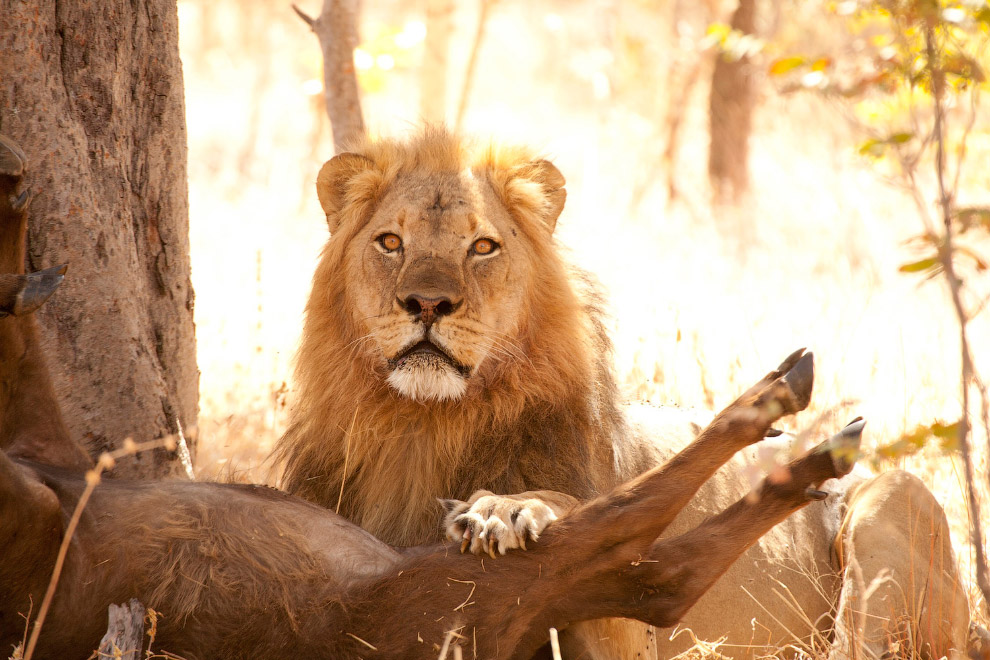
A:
378 233 402 252
471 238 498 256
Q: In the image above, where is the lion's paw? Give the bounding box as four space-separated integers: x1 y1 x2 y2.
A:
442 490 561 558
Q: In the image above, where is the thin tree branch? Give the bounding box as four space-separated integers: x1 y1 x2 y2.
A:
295 0 366 153
292 4 315 29
950 88 979 199
923 17 990 608
902 161 938 237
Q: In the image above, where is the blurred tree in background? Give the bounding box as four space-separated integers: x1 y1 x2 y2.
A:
708 0 758 204
294 0 366 152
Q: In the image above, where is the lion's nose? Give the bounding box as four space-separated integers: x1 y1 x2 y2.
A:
400 294 460 327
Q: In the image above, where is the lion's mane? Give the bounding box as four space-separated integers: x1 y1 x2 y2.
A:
273 128 625 545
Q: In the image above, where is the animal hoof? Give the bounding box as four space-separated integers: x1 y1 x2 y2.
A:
781 351 814 413
774 347 807 376
805 488 829 501
821 417 865 478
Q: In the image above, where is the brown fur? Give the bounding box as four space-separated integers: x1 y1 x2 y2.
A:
274 127 624 545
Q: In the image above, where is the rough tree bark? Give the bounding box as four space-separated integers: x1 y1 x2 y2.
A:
294 0 366 153
0 0 198 478
708 0 756 204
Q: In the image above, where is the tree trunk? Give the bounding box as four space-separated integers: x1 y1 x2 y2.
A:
295 0 366 153
0 0 198 478
708 0 756 204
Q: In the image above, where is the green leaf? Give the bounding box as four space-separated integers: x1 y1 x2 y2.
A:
877 421 961 460
945 54 985 83
935 423 961 452
701 22 732 49
858 132 914 158
931 421 959 438
706 22 731 39
858 138 887 157
956 207 990 234
876 438 919 460
769 56 807 76
899 256 939 273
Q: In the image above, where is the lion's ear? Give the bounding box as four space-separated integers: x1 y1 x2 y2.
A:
316 152 376 232
519 159 566 233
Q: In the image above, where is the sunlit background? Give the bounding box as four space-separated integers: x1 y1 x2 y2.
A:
176 0 989 617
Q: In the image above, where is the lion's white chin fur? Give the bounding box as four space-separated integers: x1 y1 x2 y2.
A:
387 364 467 402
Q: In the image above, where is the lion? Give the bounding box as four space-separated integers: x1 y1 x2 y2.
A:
273 126 970 660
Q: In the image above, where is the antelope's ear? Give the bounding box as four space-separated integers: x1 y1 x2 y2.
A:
0 265 67 317
316 152 376 232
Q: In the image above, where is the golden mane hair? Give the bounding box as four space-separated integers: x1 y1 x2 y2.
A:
273 128 625 545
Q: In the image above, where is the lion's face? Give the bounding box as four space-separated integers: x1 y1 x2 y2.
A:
343 170 534 402
312 134 567 405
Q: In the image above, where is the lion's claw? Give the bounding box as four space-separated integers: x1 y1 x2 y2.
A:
442 490 561 557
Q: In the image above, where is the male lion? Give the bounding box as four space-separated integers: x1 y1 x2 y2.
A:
274 127 969 660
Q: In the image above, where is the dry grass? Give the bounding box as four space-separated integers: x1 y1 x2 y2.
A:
177 0 990 653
